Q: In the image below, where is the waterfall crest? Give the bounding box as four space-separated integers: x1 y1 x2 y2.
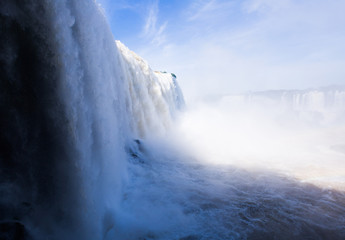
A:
116 40 184 138
0 0 184 239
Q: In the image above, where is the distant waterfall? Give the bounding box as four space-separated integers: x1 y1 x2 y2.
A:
282 90 345 112
0 0 184 239
222 88 345 125
116 40 184 138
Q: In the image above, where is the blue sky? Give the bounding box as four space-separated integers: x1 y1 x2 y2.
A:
98 0 345 99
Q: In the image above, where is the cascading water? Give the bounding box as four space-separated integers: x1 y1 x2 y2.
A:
116 40 184 138
1 0 345 240
0 0 183 239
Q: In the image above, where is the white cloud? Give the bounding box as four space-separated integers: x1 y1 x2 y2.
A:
142 2 158 36
141 1 167 46
97 0 138 14
185 0 235 22
243 0 291 14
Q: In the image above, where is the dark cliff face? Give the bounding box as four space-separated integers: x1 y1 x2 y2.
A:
0 1 82 239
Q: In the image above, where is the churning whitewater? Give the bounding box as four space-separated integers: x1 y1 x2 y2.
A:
0 0 183 239
0 0 345 240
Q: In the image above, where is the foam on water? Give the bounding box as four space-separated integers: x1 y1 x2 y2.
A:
122 137 345 239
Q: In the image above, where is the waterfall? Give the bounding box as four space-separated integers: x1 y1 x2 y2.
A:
221 88 345 125
0 0 184 239
116 40 184 138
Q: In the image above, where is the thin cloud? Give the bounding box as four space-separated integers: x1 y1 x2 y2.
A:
143 2 158 36
97 0 139 13
243 0 291 14
186 0 234 22
141 1 167 46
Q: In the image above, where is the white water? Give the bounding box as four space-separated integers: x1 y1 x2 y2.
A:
120 89 345 239
116 40 184 138
23 1 183 239
48 1 345 238
7 0 344 239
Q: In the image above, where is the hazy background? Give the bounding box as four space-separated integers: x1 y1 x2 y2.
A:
98 0 345 100
91 2 345 237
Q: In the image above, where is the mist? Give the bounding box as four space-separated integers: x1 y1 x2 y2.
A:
120 87 345 239
170 88 345 190
95 1 345 238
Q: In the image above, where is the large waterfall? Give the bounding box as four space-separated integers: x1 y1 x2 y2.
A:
1 1 345 240
0 1 183 239
116 40 184 138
